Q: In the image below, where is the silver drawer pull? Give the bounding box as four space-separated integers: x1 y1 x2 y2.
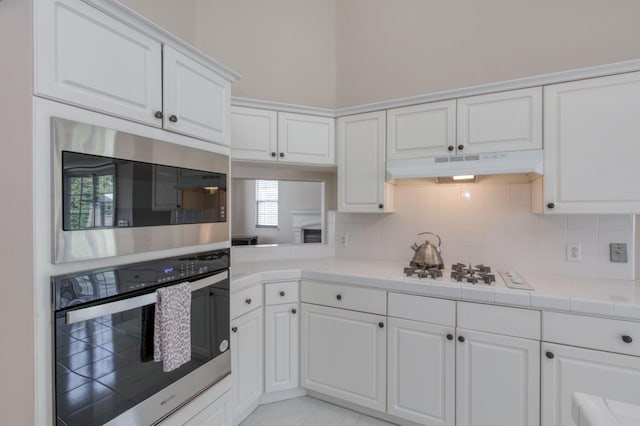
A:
66 270 228 325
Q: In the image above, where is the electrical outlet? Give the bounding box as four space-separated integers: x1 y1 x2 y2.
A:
566 244 582 262
610 243 628 263
341 234 349 246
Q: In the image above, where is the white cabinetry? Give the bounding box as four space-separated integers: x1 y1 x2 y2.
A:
183 390 232 426
456 302 540 426
337 111 394 213
158 377 232 426
300 298 386 411
230 305 263 424
387 292 456 426
299 282 387 412
457 87 542 154
163 46 230 145
35 0 162 127
386 87 541 160
387 100 456 160
541 311 640 426
230 107 278 161
35 0 234 145
264 281 300 394
230 108 335 165
538 71 640 213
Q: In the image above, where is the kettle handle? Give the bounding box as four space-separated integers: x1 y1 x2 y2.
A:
417 232 441 247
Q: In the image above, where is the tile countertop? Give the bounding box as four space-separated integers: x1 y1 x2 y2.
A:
230 257 640 321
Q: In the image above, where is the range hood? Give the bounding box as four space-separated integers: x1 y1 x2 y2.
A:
386 149 543 180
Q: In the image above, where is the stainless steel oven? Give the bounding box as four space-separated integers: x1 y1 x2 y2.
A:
52 248 230 425
52 118 229 264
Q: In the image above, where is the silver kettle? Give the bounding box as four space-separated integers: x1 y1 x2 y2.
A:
410 232 444 269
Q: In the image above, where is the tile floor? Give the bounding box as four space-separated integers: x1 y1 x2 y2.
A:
240 396 397 426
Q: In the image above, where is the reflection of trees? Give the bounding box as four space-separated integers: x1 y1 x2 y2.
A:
67 172 114 229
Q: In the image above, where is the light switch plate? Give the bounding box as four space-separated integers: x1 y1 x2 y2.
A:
609 243 628 263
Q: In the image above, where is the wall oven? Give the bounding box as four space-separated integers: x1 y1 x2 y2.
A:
52 248 230 425
52 118 229 264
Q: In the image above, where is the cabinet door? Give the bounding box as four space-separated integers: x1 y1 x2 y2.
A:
388 318 455 426
231 307 263 423
278 113 335 165
457 87 542 154
456 329 540 426
184 390 232 426
387 100 456 160
337 111 394 213
265 303 299 393
542 342 640 426
231 107 278 162
163 45 230 145
35 0 162 126
300 303 386 412
543 71 640 213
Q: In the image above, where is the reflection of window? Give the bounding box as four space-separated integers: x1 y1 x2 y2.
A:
256 180 278 227
64 166 115 230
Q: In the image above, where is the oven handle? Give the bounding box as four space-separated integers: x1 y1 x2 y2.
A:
65 270 228 325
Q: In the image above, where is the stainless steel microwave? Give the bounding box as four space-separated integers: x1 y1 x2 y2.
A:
52 118 229 264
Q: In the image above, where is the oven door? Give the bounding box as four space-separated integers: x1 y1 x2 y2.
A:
54 272 230 426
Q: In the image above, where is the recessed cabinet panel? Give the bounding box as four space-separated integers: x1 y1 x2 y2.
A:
457 87 542 154
265 303 299 393
301 303 386 411
542 342 640 426
231 307 263 423
456 329 540 426
35 0 162 126
278 113 335 165
163 45 230 145
388 318 454 426
231 107 278 161
543 71 640 213
387 100 456 160
338 111 393 213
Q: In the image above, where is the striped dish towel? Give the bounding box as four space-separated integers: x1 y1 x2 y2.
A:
154 282 191 372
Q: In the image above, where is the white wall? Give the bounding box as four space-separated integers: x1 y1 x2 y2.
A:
335 0 640 107
336 181 635 280
117 0 197 44
0 0 34 424
232 179 322 244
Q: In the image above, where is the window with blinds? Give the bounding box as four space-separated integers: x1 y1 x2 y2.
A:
256 180 278 227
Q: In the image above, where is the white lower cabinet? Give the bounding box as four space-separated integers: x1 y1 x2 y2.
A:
387 317 455 426
542 342 640 426
231 307 263 423
455 329 540 426
264 302 299 393
300 303 387 411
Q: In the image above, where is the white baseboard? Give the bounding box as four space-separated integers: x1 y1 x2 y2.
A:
260 387 307 405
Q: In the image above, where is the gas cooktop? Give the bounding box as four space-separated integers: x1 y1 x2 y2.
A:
403 262 534 290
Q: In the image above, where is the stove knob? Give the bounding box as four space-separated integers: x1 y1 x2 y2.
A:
446 334 454 341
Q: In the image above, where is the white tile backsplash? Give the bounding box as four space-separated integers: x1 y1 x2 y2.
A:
335 182 636 280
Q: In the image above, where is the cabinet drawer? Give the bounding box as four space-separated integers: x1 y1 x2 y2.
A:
231 285 263 319
388 292 455 326
301 281 386 315
265 281 299 305
543 311 640 356
457 301 540 339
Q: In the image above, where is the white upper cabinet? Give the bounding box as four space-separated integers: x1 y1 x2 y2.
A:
230 107 278 161
230 109 335 165
387 100 456 160
277 113 335 165
457 87 542 154
35 0 234 145
35 0 163 127
538 71 640 214
163 46 230 145
338 111 394 213
387 87 541 160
